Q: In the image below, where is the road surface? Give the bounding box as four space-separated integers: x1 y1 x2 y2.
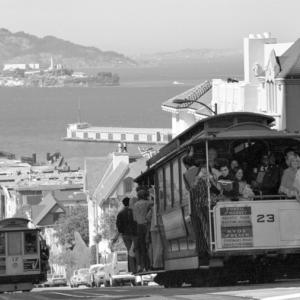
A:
1 281 300 300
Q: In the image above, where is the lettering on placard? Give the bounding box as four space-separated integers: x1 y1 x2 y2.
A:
220 206 253 248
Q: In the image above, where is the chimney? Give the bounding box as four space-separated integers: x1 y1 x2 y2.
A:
112 145 129 170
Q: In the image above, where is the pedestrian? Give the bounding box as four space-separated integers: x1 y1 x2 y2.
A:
113 197 137 273
133 189 153 272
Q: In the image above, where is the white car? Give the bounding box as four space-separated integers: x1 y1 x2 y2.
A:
89 264 105 287
103 251 135 287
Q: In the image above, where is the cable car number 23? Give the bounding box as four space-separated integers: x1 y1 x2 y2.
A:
256 214 275 223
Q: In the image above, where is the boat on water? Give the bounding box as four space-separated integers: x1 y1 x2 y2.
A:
172 80 184 85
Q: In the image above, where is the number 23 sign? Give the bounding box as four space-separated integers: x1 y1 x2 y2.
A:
256 214 275 223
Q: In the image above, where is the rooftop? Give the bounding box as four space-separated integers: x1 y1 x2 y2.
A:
161 80 213 114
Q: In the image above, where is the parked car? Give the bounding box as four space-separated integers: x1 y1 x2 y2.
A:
89 264 105 287
44 273 67 287
70 268 93 287
103 251 135 287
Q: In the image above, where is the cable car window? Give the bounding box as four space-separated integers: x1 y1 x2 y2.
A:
24 232 38 255
158 168 164 212
0 233 5 255
8 232 22 256
165 164 172 209
0 257 5 274
173 159 180 207
180 156 190 206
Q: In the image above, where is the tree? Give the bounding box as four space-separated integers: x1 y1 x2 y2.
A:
99 207 118 240
99 207 126 252
54 206 89 248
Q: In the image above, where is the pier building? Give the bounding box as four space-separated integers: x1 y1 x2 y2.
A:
65 122 172 145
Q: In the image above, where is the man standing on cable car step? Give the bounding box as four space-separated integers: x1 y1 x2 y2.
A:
133 189 153 272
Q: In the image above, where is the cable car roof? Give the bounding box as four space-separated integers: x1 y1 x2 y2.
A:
135 112 300 182
0 218 35 231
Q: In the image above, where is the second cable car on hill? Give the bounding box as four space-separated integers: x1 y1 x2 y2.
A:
0 218 48 292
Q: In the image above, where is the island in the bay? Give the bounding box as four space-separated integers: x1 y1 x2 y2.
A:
0 28 136 87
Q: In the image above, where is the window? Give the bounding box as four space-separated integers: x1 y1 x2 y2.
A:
121 134 126 141
96 133 100 139
134 134 139 141
172 159 180 207
117 252 127 261
0 195 5 219
181 156 190 207
0 257 5 274
83 132 88 139
0 233 5 255
156 132 161 142
8 232 22 256
188 239 196 250
266 81 277 113
123 177 133 193
165 164 172 209
158 168 165 212
24 231 37 255
147 134 152 142
169 240 179 252
108 133 113 140
179 238 188 251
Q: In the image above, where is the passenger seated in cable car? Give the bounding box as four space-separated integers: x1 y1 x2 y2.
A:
217 164 234 199
283 148 298 170
218 164 232 181
232 168 254 201
229 159 239 179
279 155 299 198
251 153 280 195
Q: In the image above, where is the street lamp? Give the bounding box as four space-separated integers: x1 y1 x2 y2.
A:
172 98 217 115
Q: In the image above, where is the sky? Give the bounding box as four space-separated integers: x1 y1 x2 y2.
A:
1 0 300 55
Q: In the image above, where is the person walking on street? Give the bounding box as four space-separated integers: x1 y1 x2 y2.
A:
113 197 137 273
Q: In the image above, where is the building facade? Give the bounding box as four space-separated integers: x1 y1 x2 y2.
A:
85 146 147 257
163 33 300 136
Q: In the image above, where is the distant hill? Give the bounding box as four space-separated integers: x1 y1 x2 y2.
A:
0 28 136 69
133 48 244 80
134 48 243 65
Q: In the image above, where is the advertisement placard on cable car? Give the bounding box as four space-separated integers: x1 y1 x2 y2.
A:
220 206 253 248
214 200 300 251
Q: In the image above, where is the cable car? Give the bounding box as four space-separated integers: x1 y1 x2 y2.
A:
135 112 300 287
0 218 48 292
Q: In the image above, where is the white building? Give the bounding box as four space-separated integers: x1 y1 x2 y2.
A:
65 123 172 145
85 147 147 256
3 64 27 71
163 32 300 136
